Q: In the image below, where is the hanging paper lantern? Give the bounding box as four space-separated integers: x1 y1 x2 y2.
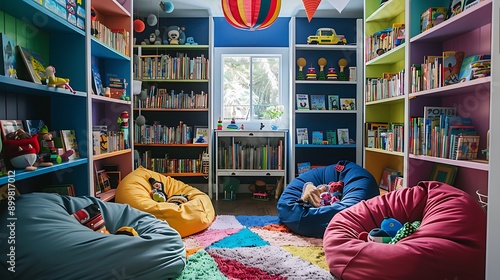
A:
221 0 281 31
133 19 146 33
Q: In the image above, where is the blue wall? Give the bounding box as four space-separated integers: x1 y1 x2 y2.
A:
213 17 289 47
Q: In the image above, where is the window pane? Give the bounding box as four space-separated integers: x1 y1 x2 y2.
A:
222 57 250 120
252 57 280 120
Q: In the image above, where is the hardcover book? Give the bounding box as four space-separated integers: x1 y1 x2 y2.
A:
310 95 326 110
297 162 311 175
60 129 80 159
296 128 308 144
337 128 349 145
0 33 17 78
326 130 337 145
0 120 24 140
296 94 310 110
16 46 46 84
311 131 323 144
91 64 104 95
379 167 401 191
328 95 340 110
458 54 490 82
443 51 465 85
340 98 356 110
24 119 45 136
454 135 480 160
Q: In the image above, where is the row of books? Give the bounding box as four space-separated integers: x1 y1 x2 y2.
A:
92 126 127 155
134 53 209 80
33 0 86 30
296 128 351 145
365 23 405 62
91 20 129 56
410 52 490 93
365 70 405 102
134 121 195 145
42 184 76 197
409 106 480 160
366 122 404 153
139 150 203 174
296 94 356 111
379 167 403 192
135 88 208 109
217 140 284 170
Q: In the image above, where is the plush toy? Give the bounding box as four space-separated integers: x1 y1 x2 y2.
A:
3 129 40 171
163 25 186 45
44 66 76 94
141 29 162 45
185 36 198 45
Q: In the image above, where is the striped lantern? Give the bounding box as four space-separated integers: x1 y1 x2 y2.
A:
221 0 281 31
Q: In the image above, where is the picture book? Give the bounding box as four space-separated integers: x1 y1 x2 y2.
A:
0 33 17 78
420 7 447 32
24 119 45 136
429 163 457 185
0 120 24 140
297 162 311 175
60 129 79 159
462 0 480 11
379 167 401 191
328 95 340 110
326 130 337 145
296 128 308 144
194 127 208 144
96 170 112 193
340 98 356 110
16 46 46 84
458 54 490 82
91 64 104 95
311 131 323 144
296 94 309 110
310 95 326 110
443 51 465 85
92 126 106 155
453 135 480 160
423 106 457 120
337 128 349 144
447 0 464 19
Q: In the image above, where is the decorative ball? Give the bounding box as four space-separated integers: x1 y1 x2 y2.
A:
136 115 146 126
147 14 157 26
133 19 145 33
160 1 174 13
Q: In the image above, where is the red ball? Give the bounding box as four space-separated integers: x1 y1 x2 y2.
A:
133 19 145 33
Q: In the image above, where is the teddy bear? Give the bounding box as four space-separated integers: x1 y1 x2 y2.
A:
162 25 186 45
185 36 198 45
141 29 162 45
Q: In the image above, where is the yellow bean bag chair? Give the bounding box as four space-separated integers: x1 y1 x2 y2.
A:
116 166 215 237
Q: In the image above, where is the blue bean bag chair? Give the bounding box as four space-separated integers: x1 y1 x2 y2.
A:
0 193 186 280
277 160 379 237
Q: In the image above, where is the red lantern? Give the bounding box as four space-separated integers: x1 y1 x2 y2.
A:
221 0 281 31
133 19 145 33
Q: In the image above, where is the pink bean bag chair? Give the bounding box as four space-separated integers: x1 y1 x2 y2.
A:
323 181 486 280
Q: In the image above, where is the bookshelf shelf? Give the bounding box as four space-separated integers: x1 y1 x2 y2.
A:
133 44 209 49
409 154 489 171
214 130 287 200
0 158 88 185
91 37 130 60
134 108 209 112
96 188 117 202
365 147 404 157
365 95 405 106
92 94 132 105
366 43 406 65
409 77 491 98
365 0 405 22
291 17 364 178
0 76 87 97
161 172 206 177
136 79 209 83
93 149 132 161
92 0 130 17
134 143 208 148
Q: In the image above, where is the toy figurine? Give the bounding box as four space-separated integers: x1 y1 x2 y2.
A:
3 129 39 171
327 66 338 80
296 57 306 80
226 118 239 130
117 111 130 149
217 117 223 130
318 58 327 80
44 66 76 94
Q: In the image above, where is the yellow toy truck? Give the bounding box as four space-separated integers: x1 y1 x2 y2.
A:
307 28 347 45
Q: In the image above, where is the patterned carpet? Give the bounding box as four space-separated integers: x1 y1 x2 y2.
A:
176 215 334 279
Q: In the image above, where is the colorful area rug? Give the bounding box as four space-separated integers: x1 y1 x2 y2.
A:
176 215 335 279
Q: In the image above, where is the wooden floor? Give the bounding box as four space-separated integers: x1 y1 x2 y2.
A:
211 193 278 216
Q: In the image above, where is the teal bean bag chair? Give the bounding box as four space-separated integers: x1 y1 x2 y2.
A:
0 193 186 280
277 160 379 237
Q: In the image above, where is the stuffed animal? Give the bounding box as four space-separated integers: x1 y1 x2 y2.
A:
141 29 162 45
3 129 40 171
163 25 186 45
44 66 76 94
185 36 198 45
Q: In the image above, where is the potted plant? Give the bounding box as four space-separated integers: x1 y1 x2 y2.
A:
265 105 284 130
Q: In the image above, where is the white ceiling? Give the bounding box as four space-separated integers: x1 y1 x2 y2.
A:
134 0 364 19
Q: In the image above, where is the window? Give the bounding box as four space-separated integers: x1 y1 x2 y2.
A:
221 54 281 121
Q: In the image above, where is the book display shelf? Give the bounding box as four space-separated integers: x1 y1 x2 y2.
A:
363 0 407 194
132 18 212 195
214 130 287 201
89 0 133 201
406 0 491 198
290 17 364 179
0 1 89 195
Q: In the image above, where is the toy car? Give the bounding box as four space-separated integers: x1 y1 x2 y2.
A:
307 28 347 45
